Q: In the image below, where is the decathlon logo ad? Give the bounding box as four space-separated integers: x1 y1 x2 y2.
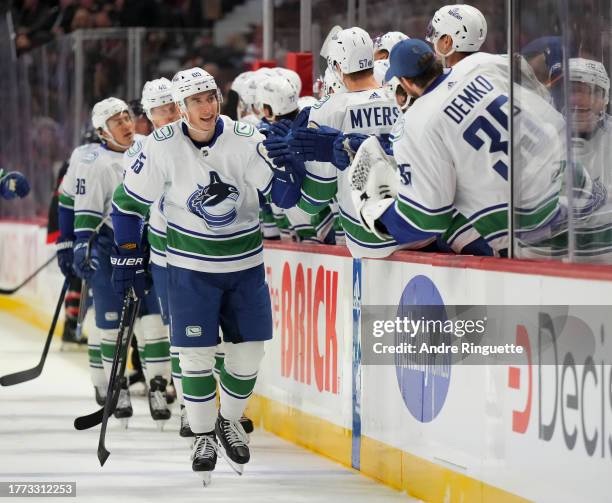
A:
507 310 612 461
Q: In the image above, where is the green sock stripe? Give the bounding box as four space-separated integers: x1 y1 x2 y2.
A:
214 354 224 374
100 342 116 360
146 340 170 359
88 348 102 364
171 355 182 374
220 367 257 397
182 374 217 398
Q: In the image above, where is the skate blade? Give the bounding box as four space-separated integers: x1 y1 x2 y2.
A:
216 442 244 476
118 418 129 430
155 419 170 432
197 471 212 487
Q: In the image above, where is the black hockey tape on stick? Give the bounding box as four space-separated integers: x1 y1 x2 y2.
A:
0 279 69 386
0 254 57 295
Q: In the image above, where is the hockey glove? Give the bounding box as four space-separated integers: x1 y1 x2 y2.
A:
73 237 100 280
56 238 75 278
267 119 292 138
0 171 30 199
289 125 342 163
110 245 148 299
332 133 370 171
261 137 294 168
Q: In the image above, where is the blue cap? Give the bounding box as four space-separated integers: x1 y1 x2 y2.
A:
385 38 435 82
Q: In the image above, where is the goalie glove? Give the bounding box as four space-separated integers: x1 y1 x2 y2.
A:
348 136 399 240
332 133 370 171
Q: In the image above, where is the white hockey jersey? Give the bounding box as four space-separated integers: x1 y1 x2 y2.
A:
113 117 274 273
72 137 146 237
58 143 99 211
298 88 406 258
392 59 564 253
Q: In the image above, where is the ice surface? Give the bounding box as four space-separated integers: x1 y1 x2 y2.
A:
0 313 419 503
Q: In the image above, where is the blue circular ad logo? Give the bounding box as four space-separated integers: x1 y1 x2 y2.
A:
394 275 451 423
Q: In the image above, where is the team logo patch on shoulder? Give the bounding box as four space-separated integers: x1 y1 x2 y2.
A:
312 94 331 109
82 150 100 164
153 125 174 141
187 171 240 228
126 140 143 157
234 122 254 137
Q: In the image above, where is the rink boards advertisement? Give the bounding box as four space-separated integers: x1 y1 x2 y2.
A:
3 223 612 502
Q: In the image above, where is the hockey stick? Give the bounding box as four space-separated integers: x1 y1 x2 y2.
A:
73 219 109 341
0 279 69 386
0 254 57 295
73 290 140 449
74 279 89 342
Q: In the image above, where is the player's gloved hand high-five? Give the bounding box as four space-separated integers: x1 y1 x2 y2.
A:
73 238 99 280
109 244 148 299
0 170 30 200
289 125 342 163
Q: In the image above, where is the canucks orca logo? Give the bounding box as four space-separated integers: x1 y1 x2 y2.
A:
187 171 240 228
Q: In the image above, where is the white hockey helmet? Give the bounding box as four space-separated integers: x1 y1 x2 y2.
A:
327 27 374 75
91 97 130 132
171 67 222 113
569 58 610 104
426 4 487 54
231 71 254 96
373 59 390 86
257 75 299 117
273 67 302 95
324 66 347 94
141 78 174 120
242 69 275 108
297 95 318 110
374 31 409 57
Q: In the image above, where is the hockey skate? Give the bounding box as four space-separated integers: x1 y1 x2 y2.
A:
94 385 106 406
113 377 132 429
148 376 171 430
60 321 87 352
191 433 217 487
180 405 195 438
215 414 250 475
240 415 254 435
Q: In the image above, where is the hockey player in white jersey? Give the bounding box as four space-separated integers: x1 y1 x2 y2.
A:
423 3 497 255
111 67 276 485
350 38 565 255
373 31 409 61
57 139 104 400
128 78 179 427
566 57 612 262
70 97 167 428
265 27 435 258
257 75 334 243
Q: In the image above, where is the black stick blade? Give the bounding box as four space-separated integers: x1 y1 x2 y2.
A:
73 408 104 430
0 367 42 386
